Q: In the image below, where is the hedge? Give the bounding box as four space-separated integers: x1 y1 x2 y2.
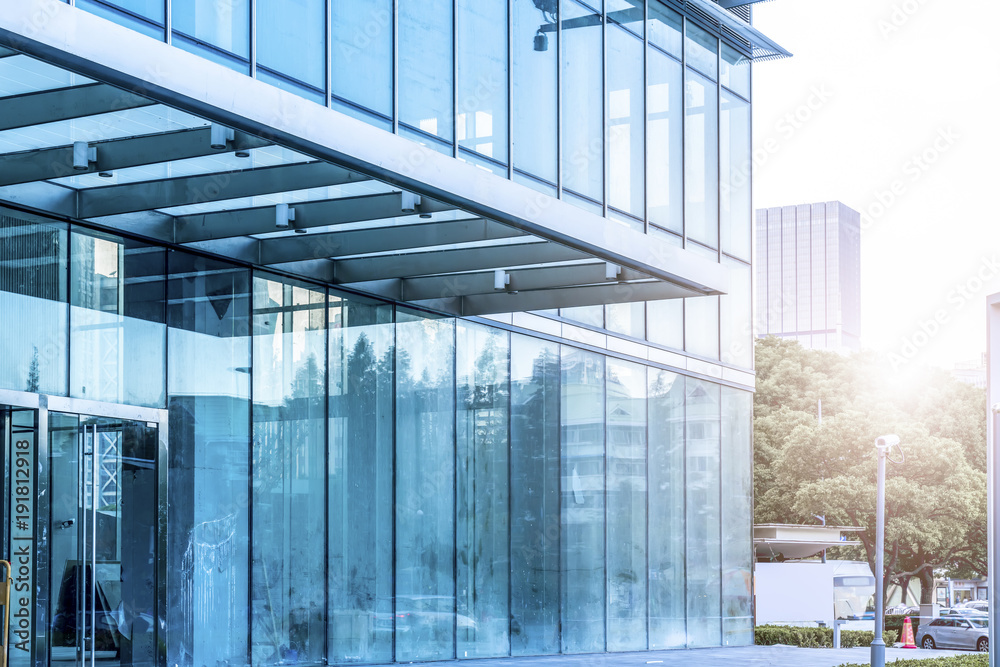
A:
755 624 897 648
835 656 989 667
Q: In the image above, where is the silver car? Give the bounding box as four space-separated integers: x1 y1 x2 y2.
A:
917 616 989 651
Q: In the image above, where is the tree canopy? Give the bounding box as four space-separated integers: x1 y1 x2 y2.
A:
754 337 987 603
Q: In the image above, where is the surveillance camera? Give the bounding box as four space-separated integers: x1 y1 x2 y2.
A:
875 434 900 448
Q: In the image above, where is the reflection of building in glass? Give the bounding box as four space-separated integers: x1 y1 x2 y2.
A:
0 0 785 662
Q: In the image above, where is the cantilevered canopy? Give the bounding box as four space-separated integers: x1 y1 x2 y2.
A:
0 0 730 317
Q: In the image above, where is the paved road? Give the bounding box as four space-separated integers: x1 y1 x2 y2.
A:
377 646 972 666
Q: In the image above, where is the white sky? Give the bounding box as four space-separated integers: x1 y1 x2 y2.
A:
751 0 999 370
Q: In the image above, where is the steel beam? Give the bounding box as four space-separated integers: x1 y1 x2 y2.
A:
0 126 271 187
0 83 155 131
174 191 454 243
332 242 588 284
0 46 17 58
78 161 359 218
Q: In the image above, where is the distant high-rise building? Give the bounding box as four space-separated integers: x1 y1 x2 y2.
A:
755 201 861 351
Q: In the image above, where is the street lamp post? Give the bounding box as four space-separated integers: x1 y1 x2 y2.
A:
872 434 900 667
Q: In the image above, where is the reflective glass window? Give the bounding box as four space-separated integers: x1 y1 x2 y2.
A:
173 0 250 59
251 275 327 665
647 299 683 349
721 387 753 646
720 259 752 368
331 0 393 118
606 301 645 339
685 294 719 360
457 323 510 658
457 0 508 163
721 44 750 99
328 294 395 664
561 304 603 328
513 0 558 184
685 23 718 80
399 0 454 143
648 1 682 57
560 347 605 653
648 369 685 648
647 46 683 233
561 0 604 204
395 309 456 662
721 91 751 261
258 0 326 90
685 70 719 247
0 212 68 396
166 253 251 667
685 379 721 647
607 24 644 218
606 359 647 651
510 334 561 655
77 0 165 38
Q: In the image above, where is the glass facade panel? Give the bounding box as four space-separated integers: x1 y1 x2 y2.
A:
720 259 752 368
648 369 685 648
647 299 683 350
166 252 251 667
561 0 604 203
331 0 393 118
721 387 753 646
606 301 645 339
685 295 719 360
456 323 510 658
173 0 250 59
721 91 751 261
560 304 603 328
720 44 750 99
648 1 682 57
328 294 395 665
258 0 326 90
395 309 456 662
510 334 561 656
647 47 683 234
251 275 327 665
685 379 721 647
606 359 647 651
608 24 644 218
513 0 558 184
685 23 718 79
457 0 508 163
399 0 454 143
560 347 605 653
77 0 165 38
685 70 719 247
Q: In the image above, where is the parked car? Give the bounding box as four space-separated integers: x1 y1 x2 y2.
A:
957 600 989 613
942 607 989 619
916 616 989 652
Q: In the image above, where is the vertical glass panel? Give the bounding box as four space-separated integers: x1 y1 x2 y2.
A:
686 379 721 647
395 309 456 662
720 44 750 99
510 335 561 656
648 370 685 648
331 0 393 118
166 253 251 667
606 302 645 339
606 360 647 651
560 305 603 329
76 0 165 38
258 0 326 89
513 0 558 184
720 259 752 368
720 92 751 261
560 347 605 653
647 299 683 349
457 0 508 163
685 23 718 80
173 0 250 58
648 1 682 57
328 294 394 664
251 276 327 665
47 411 78 667
607 25 644 218
456 323 510 658
647 47 683 234
721 388 753 646
684 70 719 247
70 232 166 408
0 212 68 395
561 0 603 203
685 295 719 360
399 0 454 143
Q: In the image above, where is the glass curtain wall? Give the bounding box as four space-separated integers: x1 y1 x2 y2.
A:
457 0 509 169
398 0 454 149
721 388 753 646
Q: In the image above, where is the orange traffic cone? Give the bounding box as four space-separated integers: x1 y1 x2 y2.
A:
901 616 917 649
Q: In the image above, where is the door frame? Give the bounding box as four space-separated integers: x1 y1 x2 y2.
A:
0 388 168 667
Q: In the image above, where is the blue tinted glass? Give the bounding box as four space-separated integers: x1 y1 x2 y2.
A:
173 0 250 58
399 0 454 142
607 25 644 218
76 0 165 38
258 0 325 89
722 388 753 645
721 92 751 260
648 47 683 233
457 0 508 162
648 1 681 57
721 43 750 99
685 22 718 79
561 0 603 203
513 0 558 183
685 69 719 247
331 0 392 117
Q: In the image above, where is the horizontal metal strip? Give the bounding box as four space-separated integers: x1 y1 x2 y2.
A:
174 191 454 243
0 83 155 132
0 46 17 58
0 126 271 187
333 242 588 284
79 161 359 219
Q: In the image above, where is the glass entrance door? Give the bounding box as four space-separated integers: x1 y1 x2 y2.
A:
49 413 159 667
